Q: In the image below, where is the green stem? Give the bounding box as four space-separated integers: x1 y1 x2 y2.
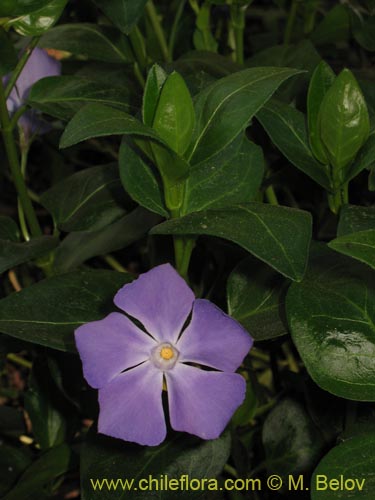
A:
103 255 128 273
327 182 348 214
145 1 171 62
265 185 279 205
7 353 32 369
231 4 246 65
129 26 147 70
0 84 42 238
283 0 299 46
5 37 40 99
173 236 195 281
168 0 187 60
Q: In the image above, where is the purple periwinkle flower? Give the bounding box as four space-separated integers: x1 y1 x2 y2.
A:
75 264 253 446
4 47 61 140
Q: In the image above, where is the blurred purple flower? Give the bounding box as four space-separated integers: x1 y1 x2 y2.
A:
4 47 61 140
75 264 253 446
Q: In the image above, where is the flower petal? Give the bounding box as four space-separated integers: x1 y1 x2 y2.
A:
177 299 252 372
98 362 166 446
114 264 194 343
13 47 61 102
166 363 246 440
75 312 156 389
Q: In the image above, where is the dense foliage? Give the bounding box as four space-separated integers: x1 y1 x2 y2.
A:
1 1 375 499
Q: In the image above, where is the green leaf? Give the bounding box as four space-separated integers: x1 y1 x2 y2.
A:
0 0 52 16
328 230 375 270
0 270 132 351
337 205 375 236
92 0 148 35
40 164 126 232
81 429 231 499
28 76 134 121
227 257 288 341
311 433 375 499
60 103 189 183
3 444 73 500
151 203 312 281
263 399 323 479
0 444 31 497
182 134 264 214
257 99 331 189
307 61 336 164
6 0 68 36
142 64 167 127
39 24 132 63
153 72 195 156
345 134 375 183
24 358 67 450
0 236 58 275
286 247 375 401
319 69 370 174
52 208 161 273
351 12 375 52
311 5 350 46
119 140 168 217
0 28 17 77
0 216 20 242
187 67 302 165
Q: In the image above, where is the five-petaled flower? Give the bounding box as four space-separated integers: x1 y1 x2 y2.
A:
4 47 61 140
75 264 253 446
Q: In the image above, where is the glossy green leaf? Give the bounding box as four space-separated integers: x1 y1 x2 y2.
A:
256 99 331 189
3 444 73 500
39 24 132 63
227 257 288 341
142 64 167 127
52 208 161 273
0 0 52 16
24 358 67 450
60 103 189 183
40 164 126 232
329 230 375 270
182 135 264 214
0 28 17 77
263 399 323 478
151 203 312 281
0 236 58 275
28 76 134 121
81 429 230 500
311 433 375 499
232 379 257 427
311 5 350 46
0 270 132 351
287 248 375 401
119 140 168 217
187 67 302 165
319 69 370 174
307 61 336 164
337 205 375 236
7 0 68 36
153 72 195 156
92 0 148 35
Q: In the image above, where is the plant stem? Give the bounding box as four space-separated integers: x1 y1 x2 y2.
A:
327 182 348 214
145 1 171 62
283 0 298 46
168 0 187 60
0 84 42 238
102 255 128 273
5 37 40 99
173 236 195 281
231 3 246 65
7 353 32 369
265 185 279 205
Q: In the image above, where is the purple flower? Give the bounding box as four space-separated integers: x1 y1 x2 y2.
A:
4 47 61 140
75 264 253 446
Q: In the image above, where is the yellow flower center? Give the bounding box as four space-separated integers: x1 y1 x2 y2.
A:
160 346 174 360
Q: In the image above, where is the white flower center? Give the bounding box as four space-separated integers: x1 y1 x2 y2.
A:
151 342 179 371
